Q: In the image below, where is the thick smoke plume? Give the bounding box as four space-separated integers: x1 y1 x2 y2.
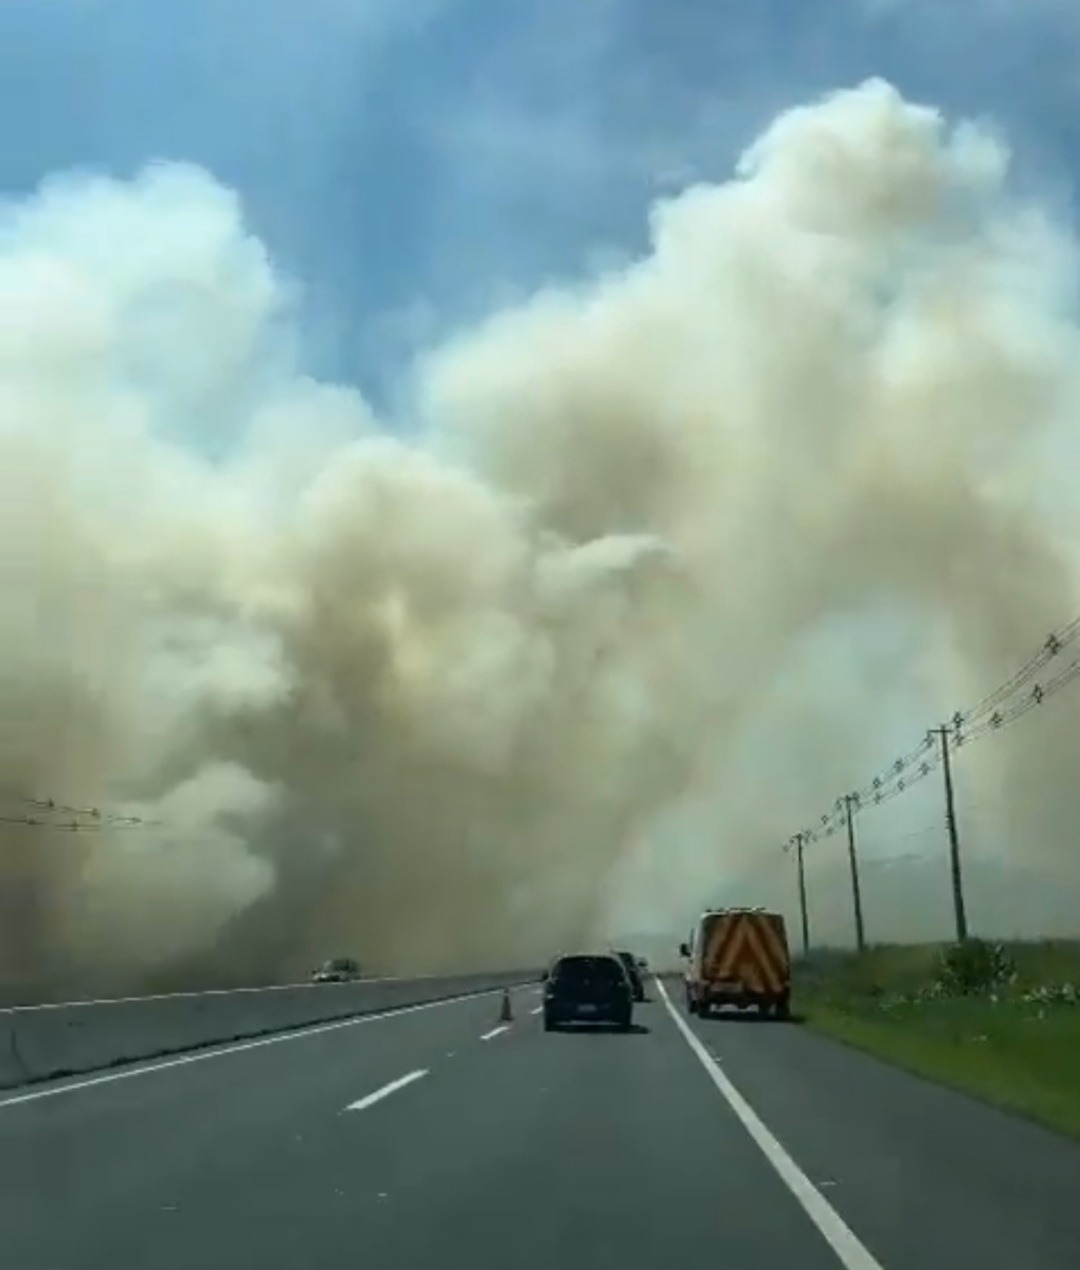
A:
3 80 1080 999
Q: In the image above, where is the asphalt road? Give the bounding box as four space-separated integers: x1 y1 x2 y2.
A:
1 977 1078 1270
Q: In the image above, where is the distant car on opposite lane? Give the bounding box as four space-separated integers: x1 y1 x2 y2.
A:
543 953 634 1031
311 957 361 983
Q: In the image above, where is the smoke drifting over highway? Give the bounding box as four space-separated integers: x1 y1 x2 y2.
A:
3 80 1080 998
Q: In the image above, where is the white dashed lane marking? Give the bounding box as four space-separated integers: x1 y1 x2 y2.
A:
344 1069 428 1113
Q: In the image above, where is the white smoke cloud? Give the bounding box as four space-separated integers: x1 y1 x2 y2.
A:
2 78 1079 997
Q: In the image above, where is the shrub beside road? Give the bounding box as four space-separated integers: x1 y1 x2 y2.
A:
795 938 1080 1139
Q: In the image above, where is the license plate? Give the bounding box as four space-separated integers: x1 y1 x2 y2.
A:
577 1003 598 1014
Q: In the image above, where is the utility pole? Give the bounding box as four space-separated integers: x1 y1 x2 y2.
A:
844 794 867 952
790 832 810 956
932 724 968 942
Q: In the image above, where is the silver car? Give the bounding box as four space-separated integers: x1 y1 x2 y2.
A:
312 957 360 983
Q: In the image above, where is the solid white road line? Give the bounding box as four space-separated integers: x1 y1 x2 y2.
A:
530 1006 542 1015
655 978 885 1270
345 1069 428 1112
480 1025 509 1041
0 987 517 1111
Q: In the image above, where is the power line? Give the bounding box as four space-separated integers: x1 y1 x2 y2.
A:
862 846 936 867
805 745 941 844
957 654 1080 746
959 620 1080 729
803 610 1080 845
791 610 1080 950
0 793 159 832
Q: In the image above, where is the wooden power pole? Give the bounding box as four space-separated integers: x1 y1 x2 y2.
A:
791 831 810 956
931 724 969 942
844 793 867 952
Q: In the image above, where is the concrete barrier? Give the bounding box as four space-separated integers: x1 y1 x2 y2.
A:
0 970 538 1091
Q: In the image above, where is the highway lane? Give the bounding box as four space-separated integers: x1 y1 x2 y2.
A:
0 976 1076 1269
0 984 535 1269
671 978 1080 1269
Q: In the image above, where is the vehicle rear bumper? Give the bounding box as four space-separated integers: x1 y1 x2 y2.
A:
546 1000 630 1023
690 984 789 1009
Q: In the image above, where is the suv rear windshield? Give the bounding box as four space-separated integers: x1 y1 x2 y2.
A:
552 956 624 985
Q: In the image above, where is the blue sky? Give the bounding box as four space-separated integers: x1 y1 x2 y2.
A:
2 0 1078 410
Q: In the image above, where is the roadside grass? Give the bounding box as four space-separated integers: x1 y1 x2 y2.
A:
796 939 1080 1139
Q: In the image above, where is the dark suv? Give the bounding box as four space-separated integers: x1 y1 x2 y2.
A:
612 949 646 1001
543 953 633 1031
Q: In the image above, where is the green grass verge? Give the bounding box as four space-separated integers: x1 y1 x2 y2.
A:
796 939 1080 1140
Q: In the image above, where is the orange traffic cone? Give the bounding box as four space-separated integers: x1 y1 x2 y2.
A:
498 988 513 1023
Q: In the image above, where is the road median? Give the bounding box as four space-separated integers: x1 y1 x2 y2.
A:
0 970 537 1091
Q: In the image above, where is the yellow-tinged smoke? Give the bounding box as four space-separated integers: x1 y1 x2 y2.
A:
3 80 1080 998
